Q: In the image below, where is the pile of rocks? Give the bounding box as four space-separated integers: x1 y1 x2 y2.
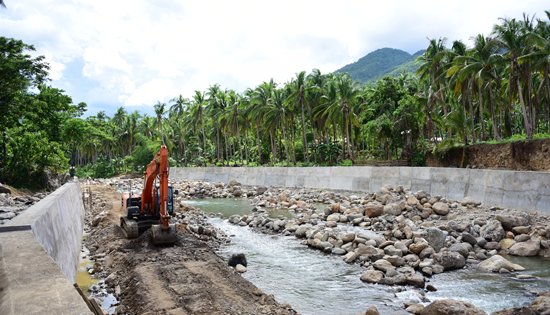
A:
0 184 44 225
225 184 550 290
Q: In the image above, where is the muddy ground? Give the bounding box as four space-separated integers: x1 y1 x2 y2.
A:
82 184 296 315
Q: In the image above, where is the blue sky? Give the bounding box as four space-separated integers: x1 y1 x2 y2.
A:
1 0 548 117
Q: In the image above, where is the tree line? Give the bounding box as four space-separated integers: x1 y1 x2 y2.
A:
1 12 548 186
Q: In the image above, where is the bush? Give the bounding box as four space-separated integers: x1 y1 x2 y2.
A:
1 127 68 188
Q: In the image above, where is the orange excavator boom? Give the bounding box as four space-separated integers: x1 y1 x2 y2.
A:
120 145 177 245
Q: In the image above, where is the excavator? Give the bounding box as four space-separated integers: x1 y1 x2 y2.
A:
120 145 178 245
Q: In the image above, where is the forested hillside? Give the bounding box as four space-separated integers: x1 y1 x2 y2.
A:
0 12 548 187
335 48 421 83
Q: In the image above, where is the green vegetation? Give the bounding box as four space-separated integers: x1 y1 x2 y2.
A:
0 12 548 187
335 48 422 83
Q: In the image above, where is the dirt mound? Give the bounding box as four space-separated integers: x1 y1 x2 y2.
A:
426 138 550 171
82 183 296 315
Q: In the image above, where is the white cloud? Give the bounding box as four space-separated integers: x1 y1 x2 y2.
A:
1 0 548 113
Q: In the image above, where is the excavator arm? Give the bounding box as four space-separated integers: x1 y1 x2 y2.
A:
140 145 171 231
121 145 176 245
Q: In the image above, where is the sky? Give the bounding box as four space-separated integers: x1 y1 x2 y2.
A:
1 0 548 116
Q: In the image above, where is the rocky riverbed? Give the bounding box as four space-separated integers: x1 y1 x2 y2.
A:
101 177 550 314
0 184 46 225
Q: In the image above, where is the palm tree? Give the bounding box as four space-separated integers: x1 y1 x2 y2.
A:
169 95 188 119
417 38 448 140
451 35 503 140
521 11 550 133
223 90 245 164
153 101 166 141
248 80 275 163
288 71 310 162
124 111 140 156
190 91 207 160
493 16 534 139
334 74 360 159
206 84 225 162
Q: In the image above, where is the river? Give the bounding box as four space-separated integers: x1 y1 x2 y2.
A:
185 198 550 314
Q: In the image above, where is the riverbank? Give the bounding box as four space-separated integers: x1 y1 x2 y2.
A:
80 182 297 315
426 138 550 171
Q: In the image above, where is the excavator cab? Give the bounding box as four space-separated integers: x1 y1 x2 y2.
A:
120 145 178 245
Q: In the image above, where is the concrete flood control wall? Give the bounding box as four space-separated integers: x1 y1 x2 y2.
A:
0 182 91 314
171 167 550 215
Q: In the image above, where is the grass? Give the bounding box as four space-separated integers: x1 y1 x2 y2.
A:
474 133 550 146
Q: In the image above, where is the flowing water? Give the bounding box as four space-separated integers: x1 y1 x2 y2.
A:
186 198 550 314
76 246 119 314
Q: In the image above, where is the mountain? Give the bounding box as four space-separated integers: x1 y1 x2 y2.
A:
335 48 425 83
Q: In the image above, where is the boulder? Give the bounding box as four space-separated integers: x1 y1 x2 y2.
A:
425 228 447 252
508 239 541 257
499 238 516 250
409 238 429 255
294 225 309 238
341 232 356 243
461 232 477 246
364 204 384 218
228 253 247 267
531 292 550 314
480 219 505 242
385 255 405 267
420 299 487 315
0 185 11 194
331 248 347 255
432 202 449 216
406 304 425 314
511 226 531 235
256 186 268 195
383 203 403 216
384 245 403 257
405 273 425 288
373 259 395 273
478 255 525 272
433 251 466 271
448 243 472 258
406 196 419 206
514 234 531 242
461 197 481 207
343 251 359 263
326 213 340 222
235 264 247 273
496 215 529 231
228 179 241 187
360 270 384 284
361 305 381 315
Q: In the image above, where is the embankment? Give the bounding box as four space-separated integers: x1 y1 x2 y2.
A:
426 138 550 171
171 167 550 215
0 182 90 314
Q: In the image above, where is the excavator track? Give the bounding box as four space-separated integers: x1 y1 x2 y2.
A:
121 216 139 239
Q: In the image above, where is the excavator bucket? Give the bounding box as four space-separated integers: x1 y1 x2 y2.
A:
151 224 177 245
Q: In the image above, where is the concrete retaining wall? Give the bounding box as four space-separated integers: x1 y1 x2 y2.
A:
6 182 85 282
0 182 91 314
171 167 550 214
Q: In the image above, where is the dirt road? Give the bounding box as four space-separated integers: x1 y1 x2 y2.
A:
82 183 296 315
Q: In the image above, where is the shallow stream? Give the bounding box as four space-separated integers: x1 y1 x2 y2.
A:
188 198 550 315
